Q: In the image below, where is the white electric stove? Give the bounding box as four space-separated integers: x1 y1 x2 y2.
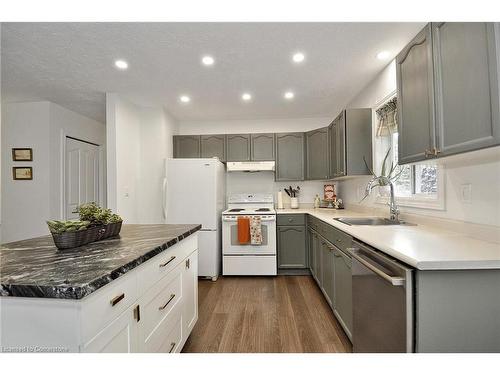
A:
222 193 277 276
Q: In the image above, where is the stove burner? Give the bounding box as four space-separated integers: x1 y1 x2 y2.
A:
255 208 271 212
228 208 245 212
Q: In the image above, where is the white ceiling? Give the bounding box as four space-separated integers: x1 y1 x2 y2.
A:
1 22 424 123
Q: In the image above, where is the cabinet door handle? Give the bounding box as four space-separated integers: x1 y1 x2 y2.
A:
159 256 176 268
424 149 433 158
159 294 176 310
186 258 190 269
110 293 125 307
169 342 176 353
134 304 141 322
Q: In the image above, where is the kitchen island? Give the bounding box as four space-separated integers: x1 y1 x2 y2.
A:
0 224 201 353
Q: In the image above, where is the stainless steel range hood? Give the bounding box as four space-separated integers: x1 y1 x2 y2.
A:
226 161 275 172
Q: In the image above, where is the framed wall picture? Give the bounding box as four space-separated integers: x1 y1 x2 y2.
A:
12 148 33 161
13 167 33 180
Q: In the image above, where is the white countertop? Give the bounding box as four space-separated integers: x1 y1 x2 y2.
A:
276 208 500 270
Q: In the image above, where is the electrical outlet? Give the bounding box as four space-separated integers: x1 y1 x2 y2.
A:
460 184 472 203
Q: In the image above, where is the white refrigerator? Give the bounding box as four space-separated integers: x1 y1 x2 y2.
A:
164 158 225 280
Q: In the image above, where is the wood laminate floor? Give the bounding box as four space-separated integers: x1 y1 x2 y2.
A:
182 275 352 353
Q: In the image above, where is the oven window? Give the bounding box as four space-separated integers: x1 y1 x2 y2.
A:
230 224 269 246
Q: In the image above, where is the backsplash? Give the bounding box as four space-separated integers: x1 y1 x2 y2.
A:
226 171 333 206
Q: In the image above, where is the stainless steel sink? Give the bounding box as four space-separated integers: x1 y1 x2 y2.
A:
334 217 412 226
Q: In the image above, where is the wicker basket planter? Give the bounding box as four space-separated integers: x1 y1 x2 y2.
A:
51 222 122 250
103 221 123 239
51 225 106 250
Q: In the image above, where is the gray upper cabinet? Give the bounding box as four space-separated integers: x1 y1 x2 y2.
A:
275 132 305 181
432 22 500 157
277 225 307 269
396 24 436 164
306 127 329 180
397 22 500 164
200 134 226 161
173 135 201 158
330 109 372 178
226 134 251 161
250 133 275 161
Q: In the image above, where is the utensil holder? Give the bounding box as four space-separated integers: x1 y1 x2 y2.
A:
290 197 299 209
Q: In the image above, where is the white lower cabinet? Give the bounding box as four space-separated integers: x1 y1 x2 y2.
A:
0 234 199 353
83 304 139 353
84 241 198 353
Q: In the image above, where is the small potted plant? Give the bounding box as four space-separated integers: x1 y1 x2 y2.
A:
77 202 123 239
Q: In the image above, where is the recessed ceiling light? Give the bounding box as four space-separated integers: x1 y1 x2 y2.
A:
114 59 128 70
292 52 305 63
179 95 191 103
284 91 295 100
201 55 215 66
376 51 390 60
241 93 252 101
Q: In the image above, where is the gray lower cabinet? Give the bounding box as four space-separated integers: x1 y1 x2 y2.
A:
397 22 500 164
250 133 275 161
329 109 372 178
226 134 251 161
415 269 500 352
200 134 226 161
277 225 307 272
432 22 500 157
173 135 201 158
306 127 329 180
319 239 335 306
276 132 305 181
333 247 353 338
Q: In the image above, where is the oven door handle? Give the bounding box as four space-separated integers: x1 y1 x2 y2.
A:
347 247 405 287
223 217 276 222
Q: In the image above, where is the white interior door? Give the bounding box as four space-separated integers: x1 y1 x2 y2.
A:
65 137 100 219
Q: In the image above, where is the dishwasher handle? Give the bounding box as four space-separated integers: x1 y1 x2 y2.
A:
347 247 405 287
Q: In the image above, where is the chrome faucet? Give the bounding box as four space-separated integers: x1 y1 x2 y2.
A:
365 176 400 222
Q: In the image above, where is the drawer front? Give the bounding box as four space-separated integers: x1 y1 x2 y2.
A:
323 223 352 252
154 309 183 354
138 261 184 347
137 235 197 294
277 214 305 226
81 271 138 343
307 216 320 231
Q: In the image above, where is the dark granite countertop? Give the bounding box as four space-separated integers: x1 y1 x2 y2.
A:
0 224 201 300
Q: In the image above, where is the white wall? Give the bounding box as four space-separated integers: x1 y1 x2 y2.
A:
341 61 500 227
1 101 105 243
178 117 332 135
106 94 178 224
1 102 51 242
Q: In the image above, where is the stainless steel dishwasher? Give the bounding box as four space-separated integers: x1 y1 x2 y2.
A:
348 240 414 352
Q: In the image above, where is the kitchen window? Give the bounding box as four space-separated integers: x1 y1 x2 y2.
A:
373 94 445 210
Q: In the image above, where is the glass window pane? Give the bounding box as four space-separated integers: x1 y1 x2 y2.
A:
393 165 412 197
415 164 438 196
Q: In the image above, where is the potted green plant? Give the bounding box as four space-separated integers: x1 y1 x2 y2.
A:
77 202 123 239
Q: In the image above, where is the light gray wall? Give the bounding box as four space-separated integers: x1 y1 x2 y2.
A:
1 101 105 243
